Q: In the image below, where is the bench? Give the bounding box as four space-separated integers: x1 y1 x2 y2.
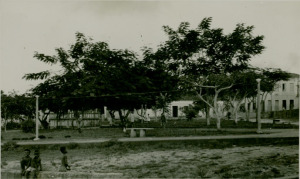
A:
273 119 280 124
126 128 154 137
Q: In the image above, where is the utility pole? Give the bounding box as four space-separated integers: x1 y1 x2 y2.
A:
256 79 262 134
34 95 40 140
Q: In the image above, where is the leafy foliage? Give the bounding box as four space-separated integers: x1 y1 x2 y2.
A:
24 32 181 128
21 120 35 133
1 90 35 121
150 18 265 129
6 122 21 130
182 105 199 121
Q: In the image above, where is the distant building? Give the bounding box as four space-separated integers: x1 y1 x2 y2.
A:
246 73 299 113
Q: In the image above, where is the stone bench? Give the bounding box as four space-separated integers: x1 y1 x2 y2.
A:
126 128 154 137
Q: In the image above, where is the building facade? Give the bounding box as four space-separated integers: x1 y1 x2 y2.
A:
246 74 299 113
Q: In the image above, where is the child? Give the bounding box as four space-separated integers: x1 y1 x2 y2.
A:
31 150 42 179
20 149 32 178
59 146 70 172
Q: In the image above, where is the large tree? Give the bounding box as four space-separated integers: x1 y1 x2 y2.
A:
141 47 182 117
225 69 260 123
152 17 265 129
24 32 179 129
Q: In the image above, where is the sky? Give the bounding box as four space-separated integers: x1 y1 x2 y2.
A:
1 0 300 94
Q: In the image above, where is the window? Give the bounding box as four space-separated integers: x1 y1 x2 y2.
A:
253 102 256 110
282 100 286 110
275 100 279 111
290 100 294 110
290 83 294 92
267 100 272 111
282 83 286 92
274 84 280 92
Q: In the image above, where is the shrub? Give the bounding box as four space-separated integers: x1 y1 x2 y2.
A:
39 135 46 139
2 141 19 151
182 105 198 121
21 120 35 133
68 142 79 149
6 121 21 130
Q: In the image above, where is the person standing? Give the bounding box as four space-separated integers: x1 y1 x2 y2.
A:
59 147 70 172
31 150 42 179
20 149 32 178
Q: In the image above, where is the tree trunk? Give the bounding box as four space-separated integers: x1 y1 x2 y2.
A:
56 111 61 129
244 99 250 121
3 111 7 132
205 107 210 126
153 107 158 121
230 101 238 124
77 110 83 133
213 95 221 130
233 100 243 124
137 105 147 121
216 116 221 130
108 110 116 123
71 118 75 130
118 109 126 128
39 111 50 129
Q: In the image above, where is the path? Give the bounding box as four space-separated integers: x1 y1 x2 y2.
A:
3 128 298 146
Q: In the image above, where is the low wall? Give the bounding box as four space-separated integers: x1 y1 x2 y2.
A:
49 119 102 129
1 169 123 179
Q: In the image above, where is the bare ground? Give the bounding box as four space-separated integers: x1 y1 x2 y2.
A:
2 145 298 178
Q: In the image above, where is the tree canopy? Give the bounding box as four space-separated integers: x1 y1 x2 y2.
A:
22 18 294 130
145 17 265 129
23 32 181 127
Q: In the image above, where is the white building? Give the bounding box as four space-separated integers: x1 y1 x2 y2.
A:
246 74 299 113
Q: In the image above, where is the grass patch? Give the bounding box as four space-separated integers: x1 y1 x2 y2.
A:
1 141 19 151
1 119 297 143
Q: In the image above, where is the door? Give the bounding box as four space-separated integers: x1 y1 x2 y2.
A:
172 106 178 117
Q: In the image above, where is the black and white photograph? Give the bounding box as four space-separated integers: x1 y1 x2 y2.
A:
1 0 299 178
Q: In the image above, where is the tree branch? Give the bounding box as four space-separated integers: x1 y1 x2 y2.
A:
197 88 214 109
216 84 233 93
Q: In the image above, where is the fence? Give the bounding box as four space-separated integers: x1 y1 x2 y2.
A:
48 112 105 128
49 112 102 120
49 118 103 129
265 109 299 119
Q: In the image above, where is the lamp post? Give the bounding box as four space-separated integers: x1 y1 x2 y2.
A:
34 95 40 140
256 78 262 134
